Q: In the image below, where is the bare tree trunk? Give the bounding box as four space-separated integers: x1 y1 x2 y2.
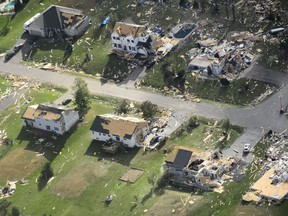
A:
232 0 236 21
225 0 230 19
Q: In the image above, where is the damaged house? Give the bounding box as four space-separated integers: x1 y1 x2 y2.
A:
23 5 90 38
111 22 153 57
21 102 79 135
163 146 236 191
90 114 149 148
188 36 255 77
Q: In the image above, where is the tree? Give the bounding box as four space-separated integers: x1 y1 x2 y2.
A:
222 119 231 132
115 99 130 114
140 101 158 119
193 0 199 9
40 163 54 181
199 0 208 12
73 78 91 115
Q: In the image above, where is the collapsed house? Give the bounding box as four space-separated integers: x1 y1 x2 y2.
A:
243 132 288 204
188 34 256 78
111 22 153 57
21 102 79 135
23 5 90 38
90 114 149 148
163 146 236 191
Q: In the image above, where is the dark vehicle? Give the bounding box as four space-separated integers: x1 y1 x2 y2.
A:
4 50 16 62
13 44 23 52
4 44 23 62
145 59 156 69
61 98 72 105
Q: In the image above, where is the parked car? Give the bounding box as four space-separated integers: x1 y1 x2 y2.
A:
145 135 164 151
61 98 72 106
145 59 156 69
243 143 251 153
4 50 16 62
4 44 23 62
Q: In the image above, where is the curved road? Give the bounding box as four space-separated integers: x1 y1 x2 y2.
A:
0 59 288 135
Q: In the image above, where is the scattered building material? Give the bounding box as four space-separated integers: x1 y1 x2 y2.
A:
243 131 288 204
24 5 90 38
163 146 238 191
120 168 144 183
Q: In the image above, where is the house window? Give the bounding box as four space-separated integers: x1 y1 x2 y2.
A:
127 39 130 43
117 37 120 40
113 43 117 47
46 125 51 130
132 47 136 51
116 136 120 141
131 40 134 43
113 36 116 39
128 46 131 50
118 44 122 48
54 127 59 131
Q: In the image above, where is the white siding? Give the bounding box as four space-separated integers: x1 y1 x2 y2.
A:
62 110 79 132
91 131 135 148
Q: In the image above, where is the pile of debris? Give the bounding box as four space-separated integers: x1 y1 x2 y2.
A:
0 130 12 146
0 181 17 199
6 74 30 88
187 33 259 79
163 146 239 192
243 131 288 204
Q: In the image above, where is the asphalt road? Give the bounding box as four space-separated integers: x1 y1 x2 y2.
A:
1 59 288 133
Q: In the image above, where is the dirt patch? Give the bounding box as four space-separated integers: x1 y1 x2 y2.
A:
0 147 46 180
148 190 203 216
51 160 110 198
120 168 143 183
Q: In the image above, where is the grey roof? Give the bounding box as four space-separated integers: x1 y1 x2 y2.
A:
43 6 62 29
173 149 192 168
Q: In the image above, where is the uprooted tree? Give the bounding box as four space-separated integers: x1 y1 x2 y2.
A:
73 78 91 116
140 101 158 119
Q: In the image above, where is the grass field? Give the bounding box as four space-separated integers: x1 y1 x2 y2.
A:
0 75 9 93
0 94 241 215
147 139 288 216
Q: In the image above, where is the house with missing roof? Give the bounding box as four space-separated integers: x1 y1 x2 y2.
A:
21 102 79 135
23 5 90 38
163 146 235 191
90 114 149 148
111 22 153 57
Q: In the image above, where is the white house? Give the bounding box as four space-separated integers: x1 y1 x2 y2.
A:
23 5 90 37
188 55 225 76
21 102 79 135
111 22 152 57
90 114 149 148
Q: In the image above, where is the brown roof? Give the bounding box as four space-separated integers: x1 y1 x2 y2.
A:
251 167 288 200
22 105 38 120
90 114 148 138
113 22 146 38
22 103 72 121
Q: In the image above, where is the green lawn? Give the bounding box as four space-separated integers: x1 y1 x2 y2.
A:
0 95 242 215
0 75 9 94
167 117 243 151
186 77 269 106
0 84 64 160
